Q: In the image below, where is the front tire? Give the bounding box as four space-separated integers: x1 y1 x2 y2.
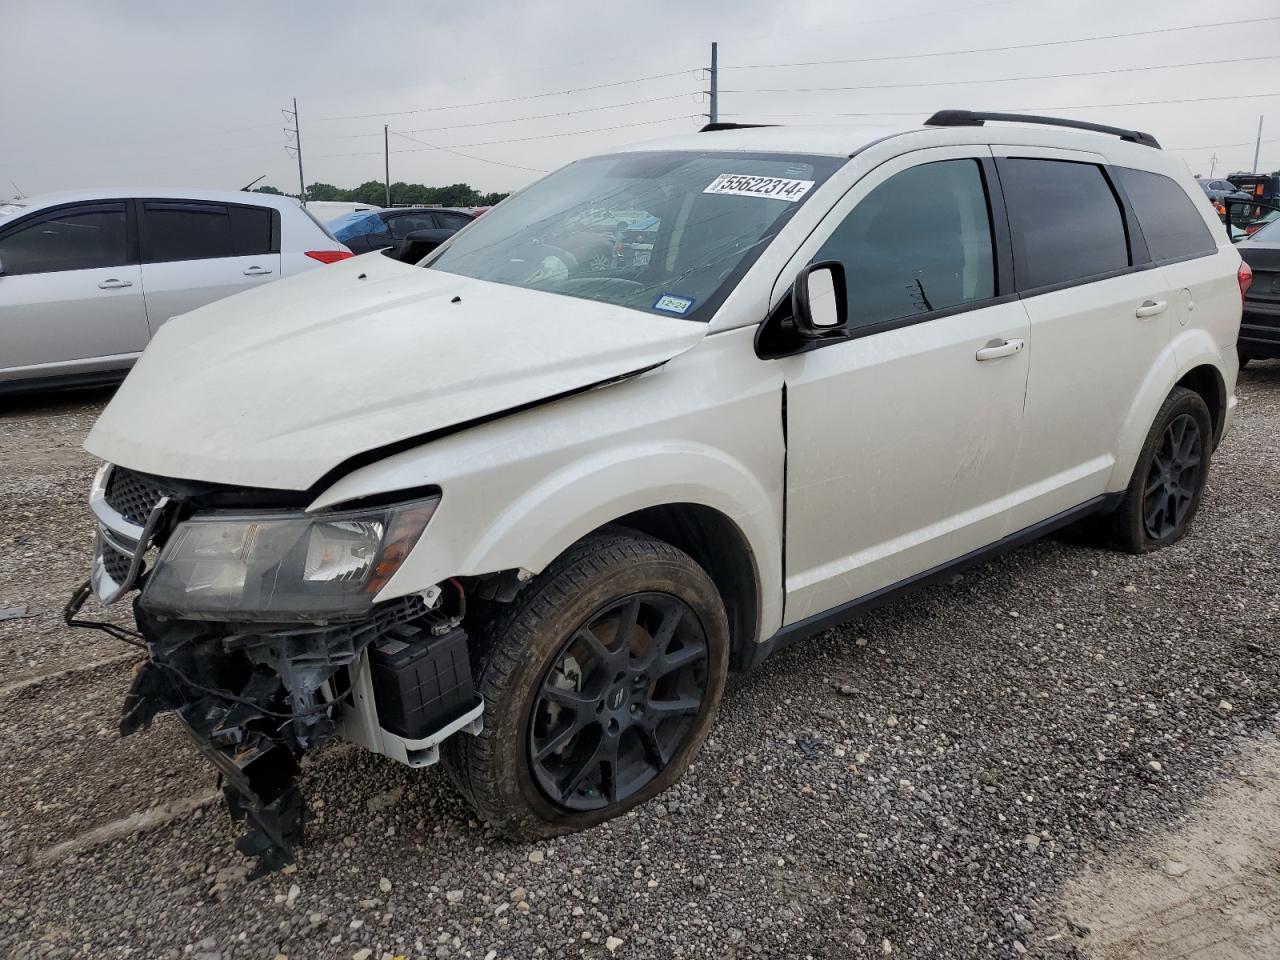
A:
1105 386 1213 553
443 533 729 839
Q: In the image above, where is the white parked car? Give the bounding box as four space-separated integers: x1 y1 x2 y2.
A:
0 188 351 392
72 112 1244 870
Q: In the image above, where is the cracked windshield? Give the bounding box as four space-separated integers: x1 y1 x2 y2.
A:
427 150 842 319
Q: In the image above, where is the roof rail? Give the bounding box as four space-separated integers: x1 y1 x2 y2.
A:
925 110 1161 149
699 122 777 132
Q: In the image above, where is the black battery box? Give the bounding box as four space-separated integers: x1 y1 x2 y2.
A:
367 622 474 740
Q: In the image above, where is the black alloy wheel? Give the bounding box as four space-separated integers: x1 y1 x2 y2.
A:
442 533 728 839
1101 385 1212 553
528 593 707 811
1142 413 1203 541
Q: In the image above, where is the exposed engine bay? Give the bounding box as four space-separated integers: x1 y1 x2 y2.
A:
67 464 483 875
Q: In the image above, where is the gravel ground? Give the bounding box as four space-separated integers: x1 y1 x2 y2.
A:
1 365 1278 960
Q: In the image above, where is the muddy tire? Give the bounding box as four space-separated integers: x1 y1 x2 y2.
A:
443 533 729 839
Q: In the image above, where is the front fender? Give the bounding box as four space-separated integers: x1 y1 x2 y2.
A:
309 332 787 643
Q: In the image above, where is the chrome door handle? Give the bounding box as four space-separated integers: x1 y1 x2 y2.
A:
1135 299 1167 319
243 266 273 276
97 279 133 289
975 338 1025 361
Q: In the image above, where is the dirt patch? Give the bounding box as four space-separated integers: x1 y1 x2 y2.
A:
1063 734 1280 959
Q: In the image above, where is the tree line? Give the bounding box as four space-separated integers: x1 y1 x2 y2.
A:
252 181 509 207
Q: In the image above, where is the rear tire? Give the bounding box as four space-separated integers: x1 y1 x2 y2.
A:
1104 386 1212 553
443 533 729 839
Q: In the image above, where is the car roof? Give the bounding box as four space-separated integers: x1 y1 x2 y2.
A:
618 119 1188 176
378 206 474 216
12 187 306 215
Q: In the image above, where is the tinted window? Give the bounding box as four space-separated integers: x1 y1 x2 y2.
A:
436 211 473 230
813 159 995 331
0 205 129 275
228 205 273 256
1000 159 1129 289
143 203 232 262
1114 167 1216 262
388 213 436 239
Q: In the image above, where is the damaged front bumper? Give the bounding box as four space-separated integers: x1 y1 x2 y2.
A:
71 465 483 874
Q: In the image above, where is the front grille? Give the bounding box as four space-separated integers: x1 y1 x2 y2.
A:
102 541 134 584
105 468 168 526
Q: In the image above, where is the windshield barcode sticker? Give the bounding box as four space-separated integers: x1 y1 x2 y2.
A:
653 293 695 315
704 173 815 202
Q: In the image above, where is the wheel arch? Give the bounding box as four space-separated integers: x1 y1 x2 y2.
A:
608 503 762 674
1175 362 1226 447
1107 341 1229 491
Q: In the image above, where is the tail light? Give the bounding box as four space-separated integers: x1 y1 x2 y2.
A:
305 250 354 264
1238 260 1253 304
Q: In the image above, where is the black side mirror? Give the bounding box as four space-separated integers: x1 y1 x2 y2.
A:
792 260 847 338
1223 198 1280 244
392 227 456 263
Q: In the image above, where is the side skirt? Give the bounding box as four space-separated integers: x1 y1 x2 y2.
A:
742 493 1121 671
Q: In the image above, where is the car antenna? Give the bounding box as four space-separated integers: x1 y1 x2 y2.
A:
239 174 267 192
9 180 24 199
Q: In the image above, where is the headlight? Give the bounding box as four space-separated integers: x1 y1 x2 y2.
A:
141 497 439 620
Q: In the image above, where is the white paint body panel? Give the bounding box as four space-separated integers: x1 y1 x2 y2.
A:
82 123 1242 652
86 253 707 489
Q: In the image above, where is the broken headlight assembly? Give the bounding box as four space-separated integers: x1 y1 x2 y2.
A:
142 497 439 620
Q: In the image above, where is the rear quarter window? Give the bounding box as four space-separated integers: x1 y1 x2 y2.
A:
1114 168 1217 263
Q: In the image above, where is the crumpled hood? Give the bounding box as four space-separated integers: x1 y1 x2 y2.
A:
85 254 706 490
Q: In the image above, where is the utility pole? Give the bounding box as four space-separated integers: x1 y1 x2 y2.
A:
1209 153 1218 178
384 125 391 207
283 98 306 206
706 42 719 126
1253 115 1265 174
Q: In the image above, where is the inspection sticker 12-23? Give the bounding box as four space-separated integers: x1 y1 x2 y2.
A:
704 173 815 202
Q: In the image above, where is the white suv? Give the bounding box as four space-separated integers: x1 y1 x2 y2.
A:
72 111 1245 869
0 188 351 392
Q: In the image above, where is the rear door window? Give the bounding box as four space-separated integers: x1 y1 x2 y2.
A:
0 204 130 275
813 158 996 331
227 205 275 256
388 213 437 239
435 211 473 230
142 202 234 262
998 158 1129 290
1113 168 1217 263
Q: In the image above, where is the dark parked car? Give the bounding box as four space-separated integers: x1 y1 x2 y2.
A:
1228 173 1280 205
1198 177 1250 205
1236 210 1280 366
328 207 477 254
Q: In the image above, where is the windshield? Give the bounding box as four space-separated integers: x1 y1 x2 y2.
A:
426 150 843 321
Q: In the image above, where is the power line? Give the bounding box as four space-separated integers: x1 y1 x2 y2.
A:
305 93 700 141
720 91 1280 119
721 16 1280 72
409 115 695 149
722 55 1280 96
309 70 697 122
313 115 693 162
388 130 549 173
1168 137 1280 152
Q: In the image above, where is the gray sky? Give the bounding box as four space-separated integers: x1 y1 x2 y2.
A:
2 0 1277 200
